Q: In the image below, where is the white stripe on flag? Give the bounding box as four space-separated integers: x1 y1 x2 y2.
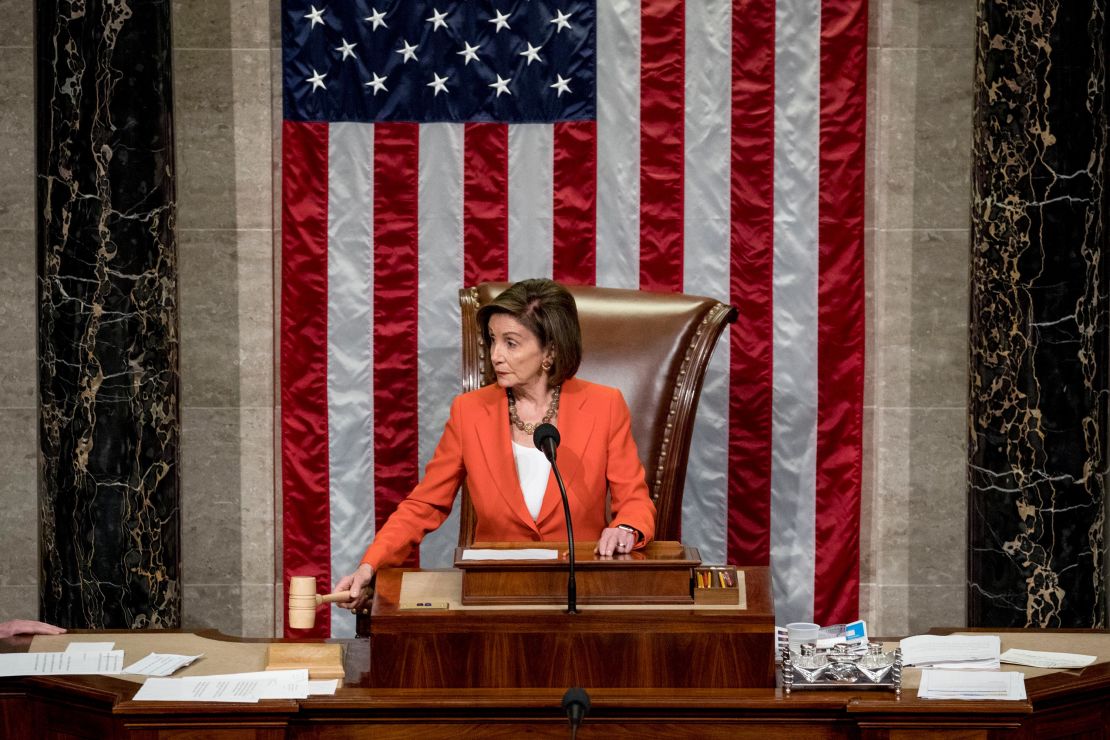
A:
508 124 554 280
327 122 376 637
417 123 466 568
771 0 821 624
681 0 732 566
595 0 641 289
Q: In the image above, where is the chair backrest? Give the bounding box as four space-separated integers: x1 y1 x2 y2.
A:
457 283 737 545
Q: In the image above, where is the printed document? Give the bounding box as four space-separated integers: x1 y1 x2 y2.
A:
0 650 123 677
132 669 312 703
64 642 116 653
900 634 1000 667
461 548 559 560
917 669 1026 700
999 648 1097 669
124 652 204 677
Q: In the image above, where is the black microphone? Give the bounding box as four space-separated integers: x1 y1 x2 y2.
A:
533 422 560 463
561 686 590 739
533 423 576 614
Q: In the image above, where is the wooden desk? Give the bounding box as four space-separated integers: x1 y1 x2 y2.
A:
3 629 1109 738
368 563 776 689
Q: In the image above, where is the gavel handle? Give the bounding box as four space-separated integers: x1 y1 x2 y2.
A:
315 591 353 605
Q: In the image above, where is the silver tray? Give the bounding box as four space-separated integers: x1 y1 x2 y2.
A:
781 644 903 696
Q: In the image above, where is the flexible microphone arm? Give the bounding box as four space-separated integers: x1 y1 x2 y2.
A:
534 423 576 614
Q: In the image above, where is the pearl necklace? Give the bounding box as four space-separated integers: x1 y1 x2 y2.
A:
507 386 561 435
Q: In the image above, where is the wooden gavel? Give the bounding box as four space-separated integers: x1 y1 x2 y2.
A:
287 576 353 630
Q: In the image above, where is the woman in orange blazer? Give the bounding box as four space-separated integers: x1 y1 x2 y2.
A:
336 280 656 609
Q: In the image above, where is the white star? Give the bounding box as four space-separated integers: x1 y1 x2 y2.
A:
364 72 388 95
457 41 481 66
519 42 543 66
395 40 419 63
306 68 327 91
427 72 450 96
364 8 387 30
335 38 357 60
489 9 511 33
426 8 449 31
305 5 326 28
550 9 572 33
550 74 571 97
488 74 512 97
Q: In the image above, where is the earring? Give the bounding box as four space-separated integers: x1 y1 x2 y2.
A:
542 359 552 371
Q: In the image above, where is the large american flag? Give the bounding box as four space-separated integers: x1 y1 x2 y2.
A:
281 0 866 637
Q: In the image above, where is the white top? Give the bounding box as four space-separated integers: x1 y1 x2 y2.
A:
512 441 551 521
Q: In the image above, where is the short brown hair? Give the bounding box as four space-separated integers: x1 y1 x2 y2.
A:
477 279 582 387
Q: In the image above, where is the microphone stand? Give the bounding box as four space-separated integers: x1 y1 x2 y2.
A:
551 459 577 615
534 423 577 615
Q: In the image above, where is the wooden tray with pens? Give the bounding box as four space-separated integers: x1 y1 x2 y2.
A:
692 566 740 605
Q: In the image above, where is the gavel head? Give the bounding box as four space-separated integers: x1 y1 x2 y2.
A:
288 575 322 630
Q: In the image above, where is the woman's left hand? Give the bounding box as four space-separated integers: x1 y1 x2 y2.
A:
595 526 637 557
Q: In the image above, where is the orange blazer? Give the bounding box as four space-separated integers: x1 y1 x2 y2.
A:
361 377 657 570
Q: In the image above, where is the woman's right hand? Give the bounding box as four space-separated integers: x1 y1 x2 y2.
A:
335 563 375 612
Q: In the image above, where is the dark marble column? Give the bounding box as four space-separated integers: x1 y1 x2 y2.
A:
967 0 1107 627
36 0 181 628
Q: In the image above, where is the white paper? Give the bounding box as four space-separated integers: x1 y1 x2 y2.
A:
132 669 311 703
123 652 204 677
999 648 1098 669
308 679 339 695
917 669 1026 700
929 658 1001 670
0 650 124 677
900 634 1001 667
64 642 115 653
460 548 559 560
133 676 264 703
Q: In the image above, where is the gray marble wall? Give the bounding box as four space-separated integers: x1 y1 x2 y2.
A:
861 0 976 635
172 0 279 637
0 0 37 625
1 0 976 636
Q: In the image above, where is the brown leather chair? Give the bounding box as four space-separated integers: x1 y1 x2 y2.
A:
457 283 737 544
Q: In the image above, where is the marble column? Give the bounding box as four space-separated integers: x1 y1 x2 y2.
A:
968 0 1107 627
36 0 181 628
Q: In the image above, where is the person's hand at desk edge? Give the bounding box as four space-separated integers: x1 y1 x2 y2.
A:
0 619 66 639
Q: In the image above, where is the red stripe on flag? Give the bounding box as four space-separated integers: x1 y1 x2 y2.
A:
463 123 509 285
280 120 332 637
552 120 597 286
814 0 867 625
638 0 685 292
373 124 422 567
727 0 775 568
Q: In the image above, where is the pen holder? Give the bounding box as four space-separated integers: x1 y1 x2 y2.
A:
691 566 740 605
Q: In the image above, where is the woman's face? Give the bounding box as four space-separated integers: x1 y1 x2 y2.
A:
488 314 552 391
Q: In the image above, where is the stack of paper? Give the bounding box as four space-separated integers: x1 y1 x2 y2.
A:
999 649 1097 669
124 653 204 677
900 634 1001 670
0 650 124 677
918 669 1026 700
132 669 338 702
